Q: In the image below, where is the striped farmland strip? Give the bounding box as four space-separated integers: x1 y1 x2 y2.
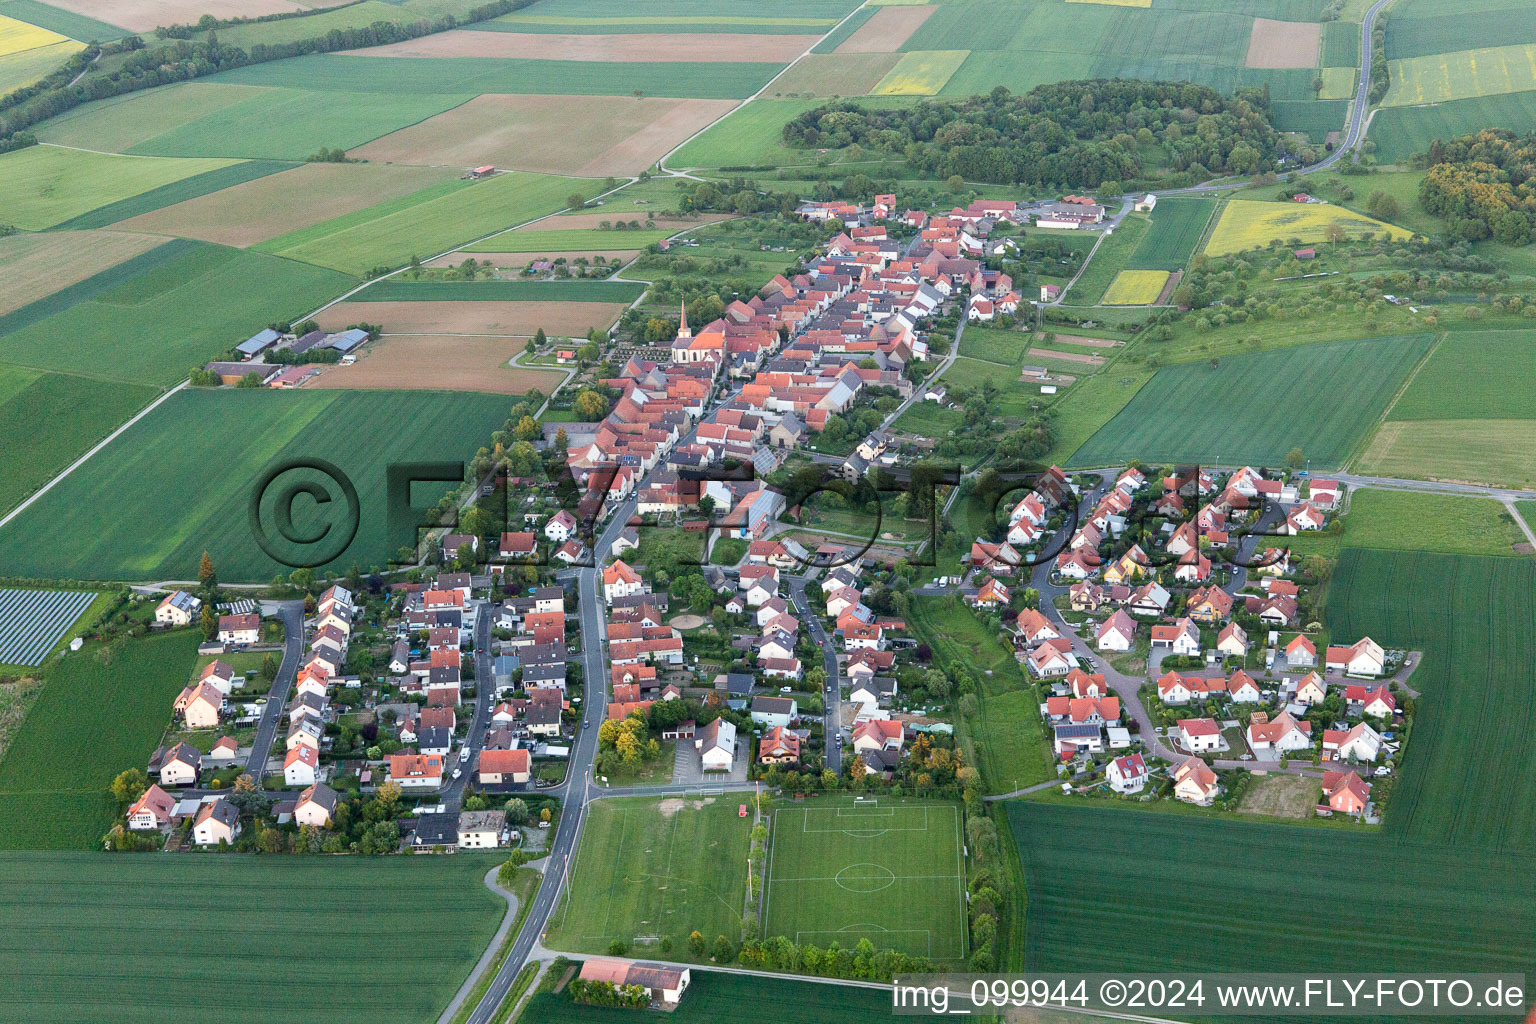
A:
0 588 95 666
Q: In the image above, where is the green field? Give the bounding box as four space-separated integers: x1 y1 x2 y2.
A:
209 53 784 100
0 388 515 581
1011 802 1536 1006
1063 215 1146 305
1385 5 1536 60
1010 548 1536 993
124 87 474 161
0 242 352 386
1123 197 1214 271
47 159 296 231
0 38 79 98
466 228 673 254
1372 91 1536 164
0 629 200 848
361 279 646 302
544 794 752 956
1386 331 1536 420
257 172 582 274
1283 488 1527 559
1068 335 1435 469
1271 98 1350 141
0 145 238 230
0 851 504 1023
1322 19 1359 66
0 369 158 514
34 82 270 153
765 799 966 962
520 970 893 1024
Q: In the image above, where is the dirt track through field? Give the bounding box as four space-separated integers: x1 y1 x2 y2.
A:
44 0 302 31
1245 18 1320 68
1028 348 1104 365
315 299 629 338
344 29 809 62
306 335 565 395
1154 269 1183 306
352 94 736 177
836 5 936 53
115 163 454 248
524 212 730 231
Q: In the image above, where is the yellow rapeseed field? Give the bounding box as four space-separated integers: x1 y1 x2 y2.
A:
1383 43 1536 106
0 14 70 57
1103 270 1171 305
871 49 968 94
1204 200 1411 257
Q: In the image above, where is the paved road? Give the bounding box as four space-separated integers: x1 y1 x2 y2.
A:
245 600 305 776
440 605 494 808
788 573 841 773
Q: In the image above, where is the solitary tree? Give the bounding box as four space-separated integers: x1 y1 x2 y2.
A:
198 551 216 588
111 768 148 806
1286 447 1306 471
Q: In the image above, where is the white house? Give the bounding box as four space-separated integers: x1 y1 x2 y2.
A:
545 509 578 543
293 783 339 827
192 798 241 846
155 591 201 627
457 810 507 850
1150 617 1200 656
1326 637 1385 677
388 752 444 790
602 560 645 605
1157 670 1195 706
1177 718 1222 753
1226 671 1263 704
749 696 796 729
217 613 260 645
1096 610 1137 652
158 743 201 787
1246 710 1311 756
284 744 319 787
1106 752 1148 794
1217 622 1249 659
697 718 737 771
126 784 176 830
1293 672 1328 706
1324 721 1383 762
1171 756 1219 805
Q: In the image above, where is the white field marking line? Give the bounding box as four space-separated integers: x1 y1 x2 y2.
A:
949 804 966 958
0 379 186 533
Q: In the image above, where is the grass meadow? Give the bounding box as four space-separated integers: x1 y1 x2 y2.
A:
0 242 352 386
467 227 673 253
0 145 236 230
0 629 200 849
1067 334 1434 469
1101 269 1169 305
543 794 752 956
1356 420 1536 488
0 388 515 582
258 171 582 274
765 799 966 961
0 851 504 1023
1282 488 1527 559
1205 198 1412 257
1043 367 1153 465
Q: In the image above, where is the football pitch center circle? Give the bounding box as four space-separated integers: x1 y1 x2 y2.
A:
834 863 897 893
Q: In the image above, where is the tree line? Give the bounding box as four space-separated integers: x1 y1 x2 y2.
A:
1416 128 1536 245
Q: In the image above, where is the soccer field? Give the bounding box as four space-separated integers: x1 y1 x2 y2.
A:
765 799 966 962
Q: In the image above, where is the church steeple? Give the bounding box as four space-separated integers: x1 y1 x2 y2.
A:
677 299 691 339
